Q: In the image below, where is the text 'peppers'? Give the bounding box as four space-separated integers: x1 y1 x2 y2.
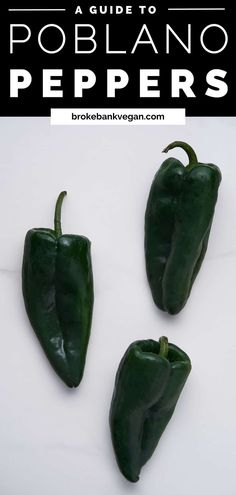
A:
22 192 94 388
109 337 191 482
145 141 221 314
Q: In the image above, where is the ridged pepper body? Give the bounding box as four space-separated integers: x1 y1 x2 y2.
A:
109 337 191 482
145 141 221 314
22 192 93 388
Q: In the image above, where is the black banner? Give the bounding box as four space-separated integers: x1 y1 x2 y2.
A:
1 0 235 116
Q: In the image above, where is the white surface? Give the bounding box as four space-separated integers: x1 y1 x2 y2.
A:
0 118 236 495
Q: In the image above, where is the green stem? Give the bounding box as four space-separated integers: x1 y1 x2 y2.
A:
162 141 198 166
54 191 67 237
159 336 168 358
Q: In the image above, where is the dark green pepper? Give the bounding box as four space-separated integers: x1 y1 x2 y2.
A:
145 141 221 314
109 337 191 482
22 191 94 388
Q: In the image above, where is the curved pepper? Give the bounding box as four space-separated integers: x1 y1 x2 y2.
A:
109 337 191 482
145 141 221 314
22 192 94 388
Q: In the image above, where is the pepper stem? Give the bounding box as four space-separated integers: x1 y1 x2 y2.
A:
162 141 198 166
54 191 67 237
159 336 168 358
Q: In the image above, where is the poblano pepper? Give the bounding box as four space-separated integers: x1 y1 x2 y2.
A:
109 337 191 482
145 141 221 314
22 191 94 388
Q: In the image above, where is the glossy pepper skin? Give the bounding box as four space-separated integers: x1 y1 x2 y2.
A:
145 141 221 314
110 337 191 482
22 192 94 388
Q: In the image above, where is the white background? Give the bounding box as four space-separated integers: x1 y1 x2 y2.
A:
0 117 235 495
